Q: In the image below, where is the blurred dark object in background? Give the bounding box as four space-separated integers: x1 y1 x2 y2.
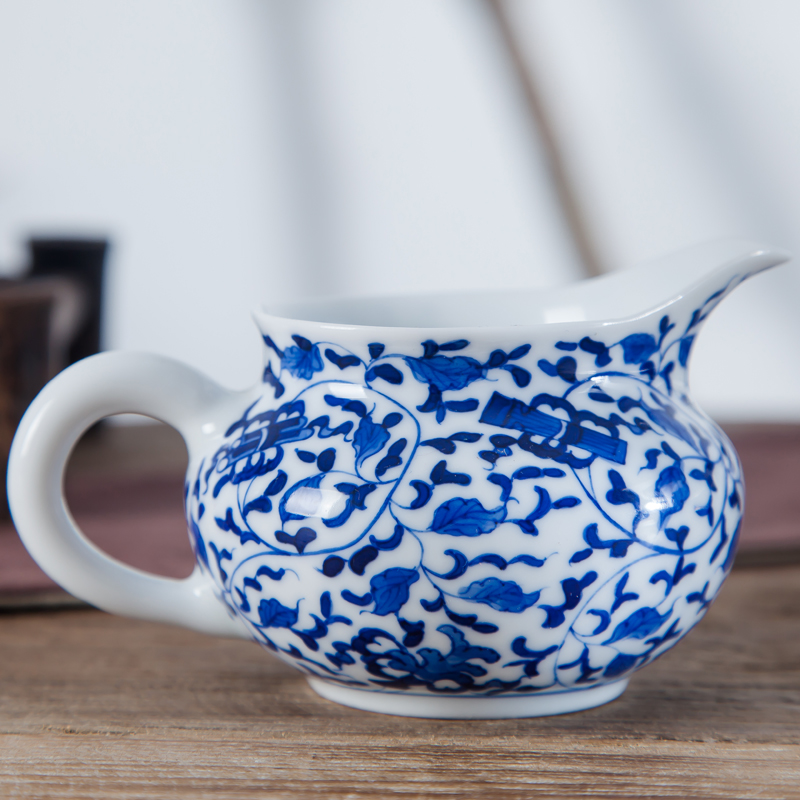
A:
0 282 71 518
28 238 108 366
0 290 52 513
0 237 108 518
723 424 800 567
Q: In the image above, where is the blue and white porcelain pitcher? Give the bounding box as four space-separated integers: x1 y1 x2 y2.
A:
7 240 788 718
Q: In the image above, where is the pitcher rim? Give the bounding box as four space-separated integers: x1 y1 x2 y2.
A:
257 240 789 335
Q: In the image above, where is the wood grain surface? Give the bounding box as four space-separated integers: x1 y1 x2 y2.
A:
1 564 798 799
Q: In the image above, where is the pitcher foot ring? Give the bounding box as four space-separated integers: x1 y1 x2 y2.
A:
307 677 629 719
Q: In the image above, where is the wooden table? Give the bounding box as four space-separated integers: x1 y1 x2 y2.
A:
1 563 798 799
1 423 799 798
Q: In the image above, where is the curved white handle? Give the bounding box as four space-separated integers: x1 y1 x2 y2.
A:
7 351 250 638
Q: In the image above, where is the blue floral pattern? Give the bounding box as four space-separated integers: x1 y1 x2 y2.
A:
185 284 745 698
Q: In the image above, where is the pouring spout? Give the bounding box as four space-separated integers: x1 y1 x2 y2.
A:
594 239 790 396
550 239 790 329
622 239 790 326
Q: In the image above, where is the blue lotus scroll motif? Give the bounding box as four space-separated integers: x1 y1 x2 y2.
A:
431 498 506 537
458 577 541 613
187 289 746 700
370 568 420 616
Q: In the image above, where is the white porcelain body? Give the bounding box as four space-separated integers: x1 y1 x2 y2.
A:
8 240 789 718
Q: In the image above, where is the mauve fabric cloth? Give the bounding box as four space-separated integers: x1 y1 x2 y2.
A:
0 474 194 594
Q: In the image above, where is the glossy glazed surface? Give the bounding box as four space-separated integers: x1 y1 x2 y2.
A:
184 242 785 706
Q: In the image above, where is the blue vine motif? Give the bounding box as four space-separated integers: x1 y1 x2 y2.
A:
186 288 744 698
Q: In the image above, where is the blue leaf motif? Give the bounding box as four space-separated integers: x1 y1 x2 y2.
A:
469 553 506 570
604 652 638 679
322 555 345 577
553 496 580 509
320 592 332 618
603 606 672 645
398 617 425 647
444 399 480 413
488 473 513 503
611 573 639 612
292 334 313 350
375 454 402 478
569 548 592 564
537 359 557 377
409 480 432 509
513 486 552 536
216 508 262 545
420 593 445 612
665 525 690 549
587 609 611 635
582 522 633 558
258 598 298 628
458 577 540 613
370 524 405 551
349 545 378 575
678 335 694 367
262 335 284 358
365 364 404 385
317 449 336 472
375 437 407 478
540 571 597 628
279 474 325 524
342 590 373 607
654 464 690 527
189 519 208 568
353 416 391 467
282 343 324 379
537 357 577 383
438 339 470 352
262 363 285 398
421 338 471 357
642 448 661 471
324 349 361 370
274 526 316 553
427 549 468 580
325 482 376 528
555 357 578 383
370 568 420 615
421 437 456 454
606 470 645 530
588 389 614 403
505 366 531 387
430 460 471 486
431 498 506 537
324 395 367 417
661 362 675 392
405 355 484 392
620 334 658 364
579 337 611 367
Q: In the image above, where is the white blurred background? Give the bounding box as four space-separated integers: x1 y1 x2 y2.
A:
0 0 798 420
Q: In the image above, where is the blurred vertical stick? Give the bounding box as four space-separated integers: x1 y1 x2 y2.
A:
486 0 605 278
